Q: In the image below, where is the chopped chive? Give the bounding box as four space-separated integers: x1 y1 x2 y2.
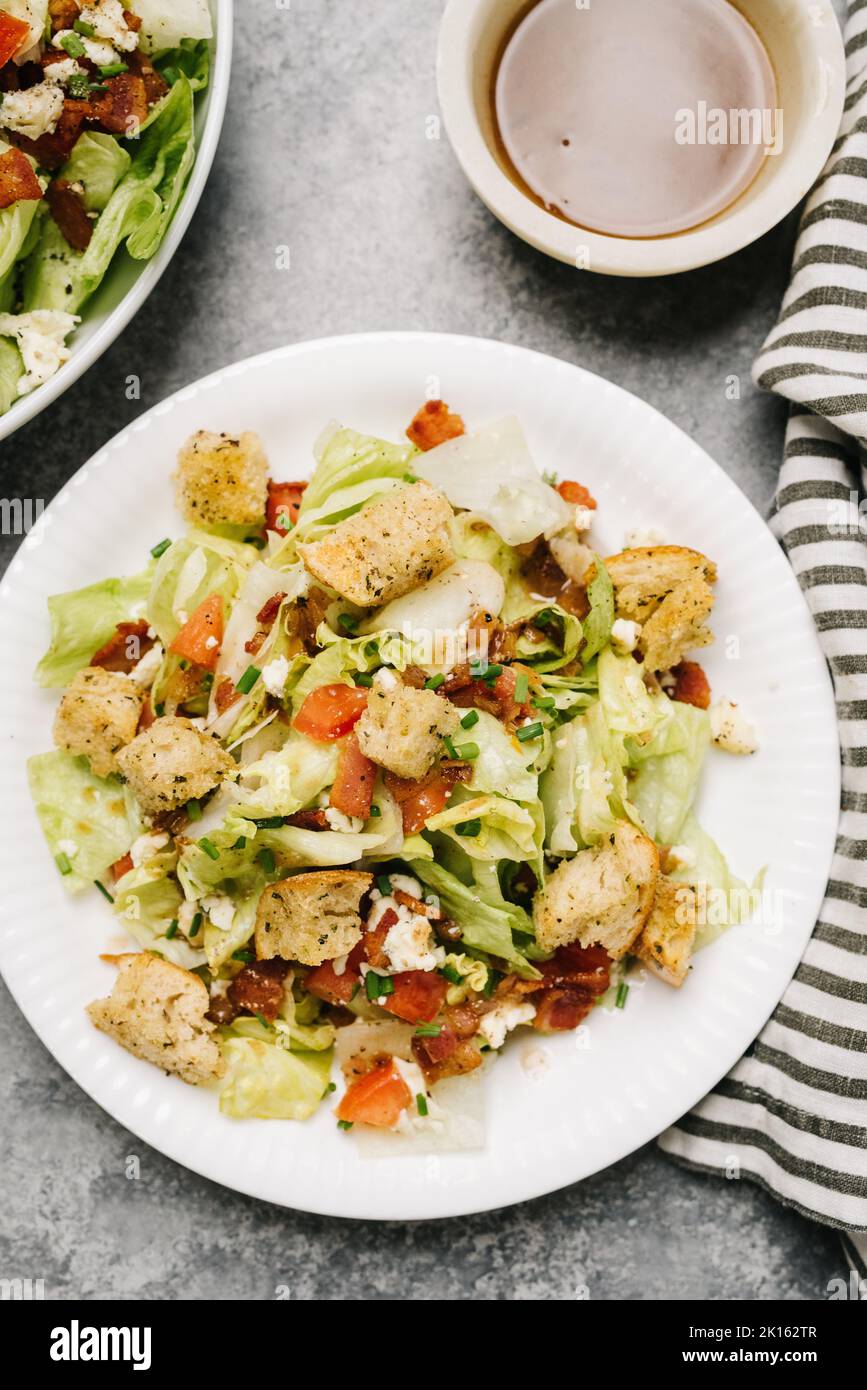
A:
99 62 128 76
414 1023 441 1037
198 837 219 860
257 847 276 873
88 83 109 96
61 31 87 56
186 798 202 821
231 836 247 849
327 1082 336 1093
55 852 73 876
425 673 445 690
376 874 392 896
514 673 530 703
150 537 171 558
368 804 381 817
455 818 482 837
402 472 417 483
232 948 253 963
616 982 629 1009
378 976 394 996
460 708 479 730
338 612 358 634
532 695 556 710
516 721 544 743
455 741 479 760
165 919 179 940
244 534 267 549
483 663 503 681
94 879 114 902
255 1012 271 1029
73 17 96 35
236 665 261 694
441 964 463 985
66 72 90 98
337 1119 353 1131
416 1093 429 1116
251 815 284 829
483 968 499 999
442 734 458 760
154 702 165 717
364 641 379 658
354 672 374 687
189 912 203 936
366 971 382 1002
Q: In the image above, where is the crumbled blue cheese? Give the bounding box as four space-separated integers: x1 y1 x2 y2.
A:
52 29 122 67
57 839 79 860
0 311 79 396
201 893 236 932
0 82 64 140
667 843 697 871
178 900 199 936
624 525 665 549
368 883 444 974
130 831 169 867
129 642 164 689
324 806 364 834
710 698 757 755
478 1000 536 1050
373 666 399 692
573 504 594 534
42 57 87 86
610 618 641 655
260 655 290 697
79 0 140 52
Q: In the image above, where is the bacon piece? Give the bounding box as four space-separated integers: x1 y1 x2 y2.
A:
205 992 238 1026
363 907 397 970
214 677 241 715
442 1001 482 1037
406 399 465 452
536 942 611 995
49 0 81 33
90 619 154 674
671 660 711 710
137 696 157 731
11 97 96 170
0 146 42 209
532 988 596 1033
412 1029 482 1085
226 957 291 1022
284 808 330 831
92 73 148 136
392 888 440 920
128 48 167 106
384 763 471 834
45 176 93 250
447 664 532 727
243 590 286 655
286 585 331 655
122 8 142 32
110 852 134 882
520 539 590 620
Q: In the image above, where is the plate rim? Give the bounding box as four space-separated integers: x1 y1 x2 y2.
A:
0 330 841 1220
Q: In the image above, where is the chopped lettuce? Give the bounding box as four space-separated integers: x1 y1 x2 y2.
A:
628 699 711 843
465 710 538 803
34 564 154 688
291 427 415 543
288 632 382 712
114 851 204 968
0 338 23 416
540 703 617 853
580 557 615 664
597 648 663 741
410 858 540 979
152 38 211 95
147 530 254 645
426 790 543 869
133 0 213 53
667 814 760 947
62 133 131 213
27 752 139 893
219 1034 333 1121
236 731 338 819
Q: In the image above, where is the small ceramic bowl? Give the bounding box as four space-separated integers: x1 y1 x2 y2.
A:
437 0 846 277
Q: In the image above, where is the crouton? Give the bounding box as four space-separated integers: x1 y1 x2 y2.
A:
255 869 373 967
116 715 235 815
297 481 454 607
86 952 225 1085
53 666 144 777
633 877 697 987
406 399 465 451
533 821 659 959
355 683 461 780
174 430 268 527
604 546 717 622
710 697 757 755
639 574 715 673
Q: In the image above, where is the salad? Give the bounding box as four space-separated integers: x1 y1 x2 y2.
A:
0 0 213 415
28 399 759 1144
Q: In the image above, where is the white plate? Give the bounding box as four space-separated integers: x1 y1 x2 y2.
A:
0 332 839 1220
0 0 233 442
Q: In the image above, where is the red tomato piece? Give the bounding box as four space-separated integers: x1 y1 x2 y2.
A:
384 769 451 834
0 147 42 209
330 732 377 819
671 660 711 710
381 970 447 1025
169 594 224 670
266 481 307 535
0 11 31 67
557 480 597 509
336 1058 412 1128
293 683 369 741
305 957 360 1006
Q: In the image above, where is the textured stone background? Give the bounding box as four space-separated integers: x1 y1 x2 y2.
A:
0 1 847 1299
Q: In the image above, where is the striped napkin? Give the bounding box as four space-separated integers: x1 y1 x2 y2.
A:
659 0 867 1269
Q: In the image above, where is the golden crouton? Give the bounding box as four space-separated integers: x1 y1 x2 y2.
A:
174 430 269 527
86 952 225 1085
355 683 461 780
297 482 454 607
534 821 659 958
116 715 235 815
639 574 715 673
605 546 717 621
53 666 144 778
633 877 697 987
255 869 373 966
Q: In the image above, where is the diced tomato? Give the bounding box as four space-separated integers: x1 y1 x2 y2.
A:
671 660 711 710
336 1058 412 1128
169 594 224 670
406 399 465 451
305 957 360 1007
110 852 134 882
0 11 31 67
0 146 42 209
557 479 597 509
330 732 377 819
381 970 447 1025
266 481 307 535
385 769 452 834
294 683 368 741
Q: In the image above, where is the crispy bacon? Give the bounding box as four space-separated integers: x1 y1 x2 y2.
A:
412 1029 482 1085
214 677 240 715
226 957 291 1022
92 72 149 135
532 988 596 1033
244 589 286 655
392 888 440 919
286 585 331 655
122 7 142 32
126 47 168 105
205 992 237 1026
284 808 330 831
406 399 465 452
137 696 157 731
557 480 597 509
49 0 81 33
110 852 134 882
447 664 532 727
384 763 471 834
671 660 711 710
45 176 93 248
521 539 589 620
442 1001 482 1037
90 620 154 673
0 146 42 208
535 942 611 995
363 907 397 969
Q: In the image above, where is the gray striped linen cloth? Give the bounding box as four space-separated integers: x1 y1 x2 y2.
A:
658 1 867 1265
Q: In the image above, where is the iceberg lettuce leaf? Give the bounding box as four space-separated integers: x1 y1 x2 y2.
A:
218 1034 332 1121
28 752 139 892
34 564 154 688
628 701 711 843
410 858 540 979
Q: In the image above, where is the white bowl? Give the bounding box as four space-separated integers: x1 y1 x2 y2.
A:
0 0 233 442
437 0 846 277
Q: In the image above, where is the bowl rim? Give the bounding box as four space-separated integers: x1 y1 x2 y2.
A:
0 0 234 443
436 0 846 277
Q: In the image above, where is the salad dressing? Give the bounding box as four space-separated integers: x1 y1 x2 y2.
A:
494 0 777 238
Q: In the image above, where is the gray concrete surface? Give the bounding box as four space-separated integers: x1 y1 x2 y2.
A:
0 1 848 1300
